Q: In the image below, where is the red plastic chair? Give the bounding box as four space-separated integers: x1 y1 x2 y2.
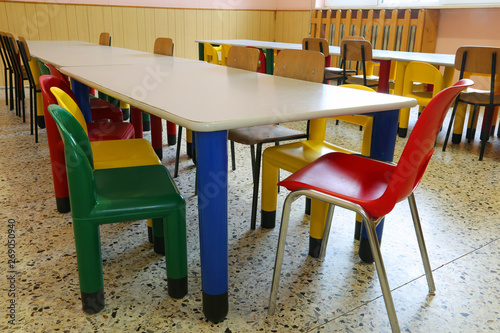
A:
39 75 135 213
268 79 474 332
45 63 123 123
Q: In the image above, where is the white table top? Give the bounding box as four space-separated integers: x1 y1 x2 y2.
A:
28 40 198 67
196 39 456 67
60 61 417 132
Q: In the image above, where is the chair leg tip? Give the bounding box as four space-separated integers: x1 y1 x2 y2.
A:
81 289 105 314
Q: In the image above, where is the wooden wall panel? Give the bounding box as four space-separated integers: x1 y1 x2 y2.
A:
48 4 69 40
86 5 106 44
23 3 40 40
0 2 313 86
65 5 80 41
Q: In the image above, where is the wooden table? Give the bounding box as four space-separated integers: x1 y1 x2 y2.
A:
31 40 417 322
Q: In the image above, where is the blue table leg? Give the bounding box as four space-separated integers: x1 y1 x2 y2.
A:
70 78 92 123
195 130 229 322
357 108 399 263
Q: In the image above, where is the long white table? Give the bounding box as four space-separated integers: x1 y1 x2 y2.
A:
30 40 417 322
196 39 455 87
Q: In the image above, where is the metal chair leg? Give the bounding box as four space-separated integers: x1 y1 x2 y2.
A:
408 193 435 293
442 101 459 151
318 203 335 259
174 126 183 178
250 143 263 229
364 216 400 332
230 140 236 171
268 191 300 315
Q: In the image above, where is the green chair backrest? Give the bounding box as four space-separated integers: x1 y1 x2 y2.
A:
48 104 97 217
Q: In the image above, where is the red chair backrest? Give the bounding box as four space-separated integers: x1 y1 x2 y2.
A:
46 63 70 85
379 79 474 214
39 74 78 199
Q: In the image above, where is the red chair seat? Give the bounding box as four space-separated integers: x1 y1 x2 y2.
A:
87 121 135 141
279 153 397 219
90 99 123 122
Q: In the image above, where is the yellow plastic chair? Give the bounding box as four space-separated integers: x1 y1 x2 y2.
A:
204 42 221 64
397 61 445 137
260 85 375 251
220 44 232 66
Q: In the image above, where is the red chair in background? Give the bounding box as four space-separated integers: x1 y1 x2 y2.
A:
268 79 474 332
45 63 123 123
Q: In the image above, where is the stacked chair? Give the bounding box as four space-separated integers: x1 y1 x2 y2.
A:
48 104 187 315
39 75 135 213
16 36 43 142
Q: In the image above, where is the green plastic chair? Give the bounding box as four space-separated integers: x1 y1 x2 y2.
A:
48 104 188 314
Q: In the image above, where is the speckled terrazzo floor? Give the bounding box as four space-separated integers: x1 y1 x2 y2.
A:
0 88 499 333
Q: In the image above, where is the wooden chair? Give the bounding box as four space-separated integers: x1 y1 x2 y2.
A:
17 37 43 142
99 32 111 46
443 46 500 160
398 61 445 138
2 33 27 119
0 31 12 107
303 36 364 84
130 37 176 160
341 39 382 88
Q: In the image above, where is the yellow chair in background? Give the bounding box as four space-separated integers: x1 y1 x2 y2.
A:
204 42 221 64
397 61 445 137
260 85 375 255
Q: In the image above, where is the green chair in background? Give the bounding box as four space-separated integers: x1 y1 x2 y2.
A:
48 104 188 314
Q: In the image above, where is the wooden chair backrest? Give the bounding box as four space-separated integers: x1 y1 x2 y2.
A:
5 33 19 54
226 46 260 72
302 38 329 56
341 39 373 62
17 36 31 60
455 46 500 75
99 32 110 46
154 37 174 56
274 49 325 83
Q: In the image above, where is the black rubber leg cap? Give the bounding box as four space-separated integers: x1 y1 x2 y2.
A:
452 133 462 144
154 148 163 161
358 236 383 264
305 197 311 215
153 236 165 255
168 276 188 299
143 121 151 131
398 127 407 138
37 115 46 129
261 210 276 229
354 220 362 240
81 288 105 314
203 291 228 323
56 197 71 213
167 134 176 145
186 142 193 158
122 108 130 121
147 226 153 243
309 236 322 258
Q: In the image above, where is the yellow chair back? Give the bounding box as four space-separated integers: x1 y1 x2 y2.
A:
50 86 88 134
